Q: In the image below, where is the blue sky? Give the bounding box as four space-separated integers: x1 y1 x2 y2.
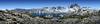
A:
0 0 100 10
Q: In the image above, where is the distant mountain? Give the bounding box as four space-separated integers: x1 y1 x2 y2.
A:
11 4 99 17
12 8 34 14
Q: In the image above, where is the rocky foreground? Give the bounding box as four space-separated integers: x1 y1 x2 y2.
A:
0 10 100 24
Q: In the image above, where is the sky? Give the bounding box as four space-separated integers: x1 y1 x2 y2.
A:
0 0 100 10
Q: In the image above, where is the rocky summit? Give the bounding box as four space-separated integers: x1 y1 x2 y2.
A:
0 4 100 24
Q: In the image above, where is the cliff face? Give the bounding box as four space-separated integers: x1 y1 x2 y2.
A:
0 10 100 24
